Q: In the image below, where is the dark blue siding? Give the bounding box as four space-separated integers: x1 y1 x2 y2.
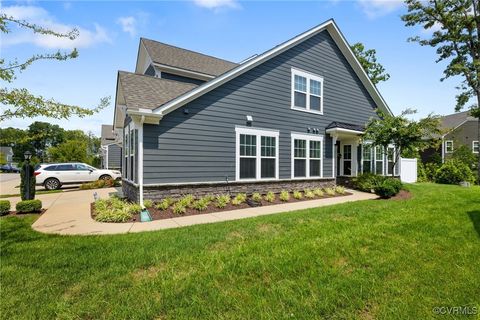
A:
143 30 379 184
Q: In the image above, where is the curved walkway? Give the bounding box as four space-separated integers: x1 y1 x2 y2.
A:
25 188 378 236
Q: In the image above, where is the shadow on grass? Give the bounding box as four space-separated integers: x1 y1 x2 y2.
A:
468 210 480 238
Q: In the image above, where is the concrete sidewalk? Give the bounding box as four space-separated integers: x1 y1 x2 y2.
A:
29 189 378 236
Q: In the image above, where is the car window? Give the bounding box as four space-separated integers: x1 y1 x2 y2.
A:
44 165 57 171
75 163 92 171
56 164 75 171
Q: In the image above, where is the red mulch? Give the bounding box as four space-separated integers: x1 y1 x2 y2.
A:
389 189 412 200
1 209 45 217
91 192 352 222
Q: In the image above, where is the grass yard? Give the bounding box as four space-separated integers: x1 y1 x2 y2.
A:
1 184 479 319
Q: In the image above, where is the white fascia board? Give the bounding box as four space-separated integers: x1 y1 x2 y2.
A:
325 128 364 135
152 19 392 117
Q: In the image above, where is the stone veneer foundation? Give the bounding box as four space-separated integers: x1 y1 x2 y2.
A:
122 178 336 202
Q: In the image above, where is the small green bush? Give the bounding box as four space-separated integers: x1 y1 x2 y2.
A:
232 193 247 205
313 188 324 197
80 179 119 190
292 190 303 200
215 194 231 208
178 194 195 208
304 189 315 199
127 203 142 214
435 160 475 185
172 202 187 215
352 173 384 192
324 188 336 196
93 197 140 222
335 186 346 195
155 197 175 211
203 194 216 203
264 191 275 202
16 199 42 213
0 200 11 215
374 178 403 198
192 198 209 211
279 190 290 202
251 192 262 202
143 199 153 208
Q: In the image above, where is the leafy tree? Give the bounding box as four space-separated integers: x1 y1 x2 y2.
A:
402 0 480 181
48 140 89 163
28 122 65 162
0 14 109 121
452 144 479 170
351 42 390 85
363 109 441 176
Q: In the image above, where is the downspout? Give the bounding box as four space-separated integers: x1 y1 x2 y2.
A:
138 115 145 208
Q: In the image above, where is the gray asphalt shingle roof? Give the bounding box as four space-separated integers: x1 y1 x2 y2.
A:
439 110 476 131
141 38 238 77
118 71 198 110
326 121 365 132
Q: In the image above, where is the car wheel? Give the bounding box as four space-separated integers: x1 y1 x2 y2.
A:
44 178 61 190
99 174 112 181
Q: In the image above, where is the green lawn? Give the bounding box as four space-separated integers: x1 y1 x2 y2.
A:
1 184 479 319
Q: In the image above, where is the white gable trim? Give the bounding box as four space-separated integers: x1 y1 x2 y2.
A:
151 19 392 118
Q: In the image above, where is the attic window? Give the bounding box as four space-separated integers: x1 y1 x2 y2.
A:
291 68 323 114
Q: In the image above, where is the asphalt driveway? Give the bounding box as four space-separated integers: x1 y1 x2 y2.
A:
0 173 82 196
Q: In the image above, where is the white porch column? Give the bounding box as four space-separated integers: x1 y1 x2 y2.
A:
331 135 337 178
138 118 144 208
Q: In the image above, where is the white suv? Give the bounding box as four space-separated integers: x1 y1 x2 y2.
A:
35 163 122 190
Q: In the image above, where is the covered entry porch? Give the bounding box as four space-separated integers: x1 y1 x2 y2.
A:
326 121 398 178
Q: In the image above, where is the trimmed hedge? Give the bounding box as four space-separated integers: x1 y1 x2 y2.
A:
374 178 403 198
0 200 11 215
16 199 42 213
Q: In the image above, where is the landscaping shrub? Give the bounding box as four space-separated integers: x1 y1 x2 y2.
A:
313 188 324 197
215 194 230 208
192 198 209 211
373 178 403 198
172 202 187 215
324 188 336 196
417 161 440 183
93 198 141 223
264 191 275 202
292 190 303 199
16 199 42 213
143 199 153 208
304 189 315 199
204 194 216 203
251 192 262 202
335 186 346 195
178 194 195 208
80 179 120 190
0 200 11 215
435 160 475 185
232 193 247 206
279 190 290 202
352 173 385 192
155 198 174 211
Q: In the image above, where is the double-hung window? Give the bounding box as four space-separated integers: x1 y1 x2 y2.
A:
445 140 453 153
473 141 479 153
291 68 323 114
291 133 323 179
236 127 279 181
387 145 395 176
362 144 373 173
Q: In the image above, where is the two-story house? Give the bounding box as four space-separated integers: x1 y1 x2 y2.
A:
113 19 395 205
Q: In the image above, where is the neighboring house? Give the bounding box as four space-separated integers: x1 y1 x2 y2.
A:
421 111 479 163
100 124 122 170
0 146 14 165
113 19 395 204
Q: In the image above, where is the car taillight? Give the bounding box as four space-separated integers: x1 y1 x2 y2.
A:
34 171 41 176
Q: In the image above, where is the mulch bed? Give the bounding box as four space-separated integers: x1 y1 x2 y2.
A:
390 189 412 200
131 192 352 222
1 209 46 217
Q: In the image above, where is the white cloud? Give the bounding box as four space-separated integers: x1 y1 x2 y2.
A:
117 16 137 37
1 5 112 49
192 0 240 10
357 0 404 18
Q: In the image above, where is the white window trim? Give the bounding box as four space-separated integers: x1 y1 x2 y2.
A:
235 126 279 182
291 67 324 115
445 140 453 153
291 132 324 179
374 145 384 176
361 142 373 174
473 140 479 153
386 144 397 176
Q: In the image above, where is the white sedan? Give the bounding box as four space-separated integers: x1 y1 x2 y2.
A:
34 163 121 190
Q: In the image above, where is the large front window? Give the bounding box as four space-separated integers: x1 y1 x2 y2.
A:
291 133 323 178
291 68 323 114
362 144 372 173
375 146 384 175
236 127 279 181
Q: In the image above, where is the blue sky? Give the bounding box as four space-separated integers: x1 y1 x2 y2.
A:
1 0 462 136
